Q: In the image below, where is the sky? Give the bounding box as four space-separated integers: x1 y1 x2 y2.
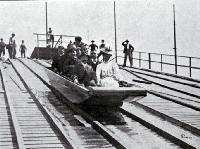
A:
0 0 200 59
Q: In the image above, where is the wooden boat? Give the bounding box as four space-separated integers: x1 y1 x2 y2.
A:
33 59 147 107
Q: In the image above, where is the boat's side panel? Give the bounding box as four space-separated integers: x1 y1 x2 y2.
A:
87 86 147 96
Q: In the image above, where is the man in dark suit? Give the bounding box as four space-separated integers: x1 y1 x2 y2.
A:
73 54 97 87
122 39 134 67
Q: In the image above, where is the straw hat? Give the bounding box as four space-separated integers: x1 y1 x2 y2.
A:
101 47 112 56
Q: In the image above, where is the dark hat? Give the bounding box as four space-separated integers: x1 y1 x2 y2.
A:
101 40 104 42
125 39 129 42
0 38 3 40
91 40 95 42
12 33 15 36
75 36 82 42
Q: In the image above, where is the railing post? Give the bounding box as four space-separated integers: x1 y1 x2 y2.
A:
189 57 192 77
161 54 163 72
60 35 63 46
37 34 39 47
148 53 151 69
139 52 141 67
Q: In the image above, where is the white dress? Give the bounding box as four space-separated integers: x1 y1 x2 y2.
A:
96 61 121 87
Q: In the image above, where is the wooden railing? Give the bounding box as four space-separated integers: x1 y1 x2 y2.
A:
117 50 200 78
33 33 78 48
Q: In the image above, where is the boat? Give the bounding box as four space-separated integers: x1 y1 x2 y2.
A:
32 59 147 107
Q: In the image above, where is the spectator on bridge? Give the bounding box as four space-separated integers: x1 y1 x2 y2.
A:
122 39 134 67
0 38 5 57
89 40 98 53
19 40 27 58
97 40 106 61
96 47 121 87
99 40 105 49
48 27 54 48
8 33 17 59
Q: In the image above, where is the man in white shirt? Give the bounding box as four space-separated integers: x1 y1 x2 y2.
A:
8 33 16 59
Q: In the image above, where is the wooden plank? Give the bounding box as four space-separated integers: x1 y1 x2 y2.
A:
1 69 25 149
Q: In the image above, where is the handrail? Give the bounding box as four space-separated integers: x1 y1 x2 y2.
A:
33 33 78 38
33 33 78 48
118 50 200 60
117 50 200 78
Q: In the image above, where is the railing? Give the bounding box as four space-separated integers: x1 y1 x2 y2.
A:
33 33 78 48
117 50 200 78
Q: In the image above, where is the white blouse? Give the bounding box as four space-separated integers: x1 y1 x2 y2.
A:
96 61 121 87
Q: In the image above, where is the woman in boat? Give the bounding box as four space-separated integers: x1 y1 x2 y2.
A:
96 47 122 87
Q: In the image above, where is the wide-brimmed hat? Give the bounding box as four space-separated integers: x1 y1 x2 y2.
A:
125 39 129 42
101 47 112 56
91 40 95 42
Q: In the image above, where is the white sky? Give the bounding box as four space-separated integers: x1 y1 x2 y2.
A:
0 0 200 58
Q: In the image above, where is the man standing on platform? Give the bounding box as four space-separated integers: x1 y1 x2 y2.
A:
122 39 134 67
8 33 16 59
48 27 54 48
0 38 5 57
19 40 27 58
89 40 98 53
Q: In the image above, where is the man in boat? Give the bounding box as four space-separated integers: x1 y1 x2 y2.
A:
63 48 79 79
52 46 65 74
73 54 97 87
88 50 98 71
0 38 5 57
8 33 16 59
96 47 122 87
89 40 98 53
48 27 54 48
19 40 27 58
122 39 134 67
73 36 87 58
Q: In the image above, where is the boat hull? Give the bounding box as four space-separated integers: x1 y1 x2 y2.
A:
28 59 147 107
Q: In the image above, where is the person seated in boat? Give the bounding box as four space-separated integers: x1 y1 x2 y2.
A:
96 47 122 87
52 46 65 74
63 48 79 79
88 51 98 71
73 36 87 58
73 54 97 87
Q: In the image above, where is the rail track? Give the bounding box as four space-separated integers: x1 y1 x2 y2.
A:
0 61 74 149
6 58 199 148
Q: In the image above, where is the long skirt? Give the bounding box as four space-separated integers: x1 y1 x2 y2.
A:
100 77 119 87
